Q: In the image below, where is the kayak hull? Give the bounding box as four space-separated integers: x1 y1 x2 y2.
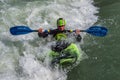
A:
49 43 82 66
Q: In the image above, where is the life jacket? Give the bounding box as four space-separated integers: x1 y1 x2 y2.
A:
54 33 67 40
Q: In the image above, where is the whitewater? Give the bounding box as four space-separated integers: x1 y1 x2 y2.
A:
0 0 98 80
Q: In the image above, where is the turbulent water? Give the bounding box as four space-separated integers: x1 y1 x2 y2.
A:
68 0 120 80
1 0 119 80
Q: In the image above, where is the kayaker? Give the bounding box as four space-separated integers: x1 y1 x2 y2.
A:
38 18 82 41
38 18 82 66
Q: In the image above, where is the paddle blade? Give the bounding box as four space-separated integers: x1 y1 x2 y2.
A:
86 26 108 37
10 26 34 35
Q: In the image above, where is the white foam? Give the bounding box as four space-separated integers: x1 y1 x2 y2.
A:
0 0 98 80
19 53 67 80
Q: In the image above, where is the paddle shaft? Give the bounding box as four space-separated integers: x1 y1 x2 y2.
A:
32 30 38 32
10 26 107 36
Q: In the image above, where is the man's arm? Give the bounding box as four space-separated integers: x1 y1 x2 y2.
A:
66 29 82 42
38 28 56 38
38 28 47 38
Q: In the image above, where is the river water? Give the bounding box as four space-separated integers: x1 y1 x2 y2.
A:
68 0 120 80
0 0 119 80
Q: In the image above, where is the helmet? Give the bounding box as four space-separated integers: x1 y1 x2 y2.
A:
57 18 66 27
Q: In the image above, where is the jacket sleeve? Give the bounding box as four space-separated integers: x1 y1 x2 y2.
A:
38 31 48 38
38 29 54 38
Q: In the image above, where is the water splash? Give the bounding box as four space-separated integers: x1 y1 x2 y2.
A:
0 0 98 80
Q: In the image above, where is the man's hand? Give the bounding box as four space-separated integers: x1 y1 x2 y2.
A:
38 28 43 33
75 29 80 34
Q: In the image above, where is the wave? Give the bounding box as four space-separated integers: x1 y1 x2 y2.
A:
0 0 98 80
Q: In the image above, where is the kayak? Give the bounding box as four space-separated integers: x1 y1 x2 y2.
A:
49 42 82 66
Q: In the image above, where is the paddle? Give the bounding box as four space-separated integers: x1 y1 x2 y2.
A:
10 26 107 37
10 26 38 35
80 26 108 37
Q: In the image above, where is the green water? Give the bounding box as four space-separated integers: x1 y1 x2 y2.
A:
68 0 120 80
0 0 120 80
